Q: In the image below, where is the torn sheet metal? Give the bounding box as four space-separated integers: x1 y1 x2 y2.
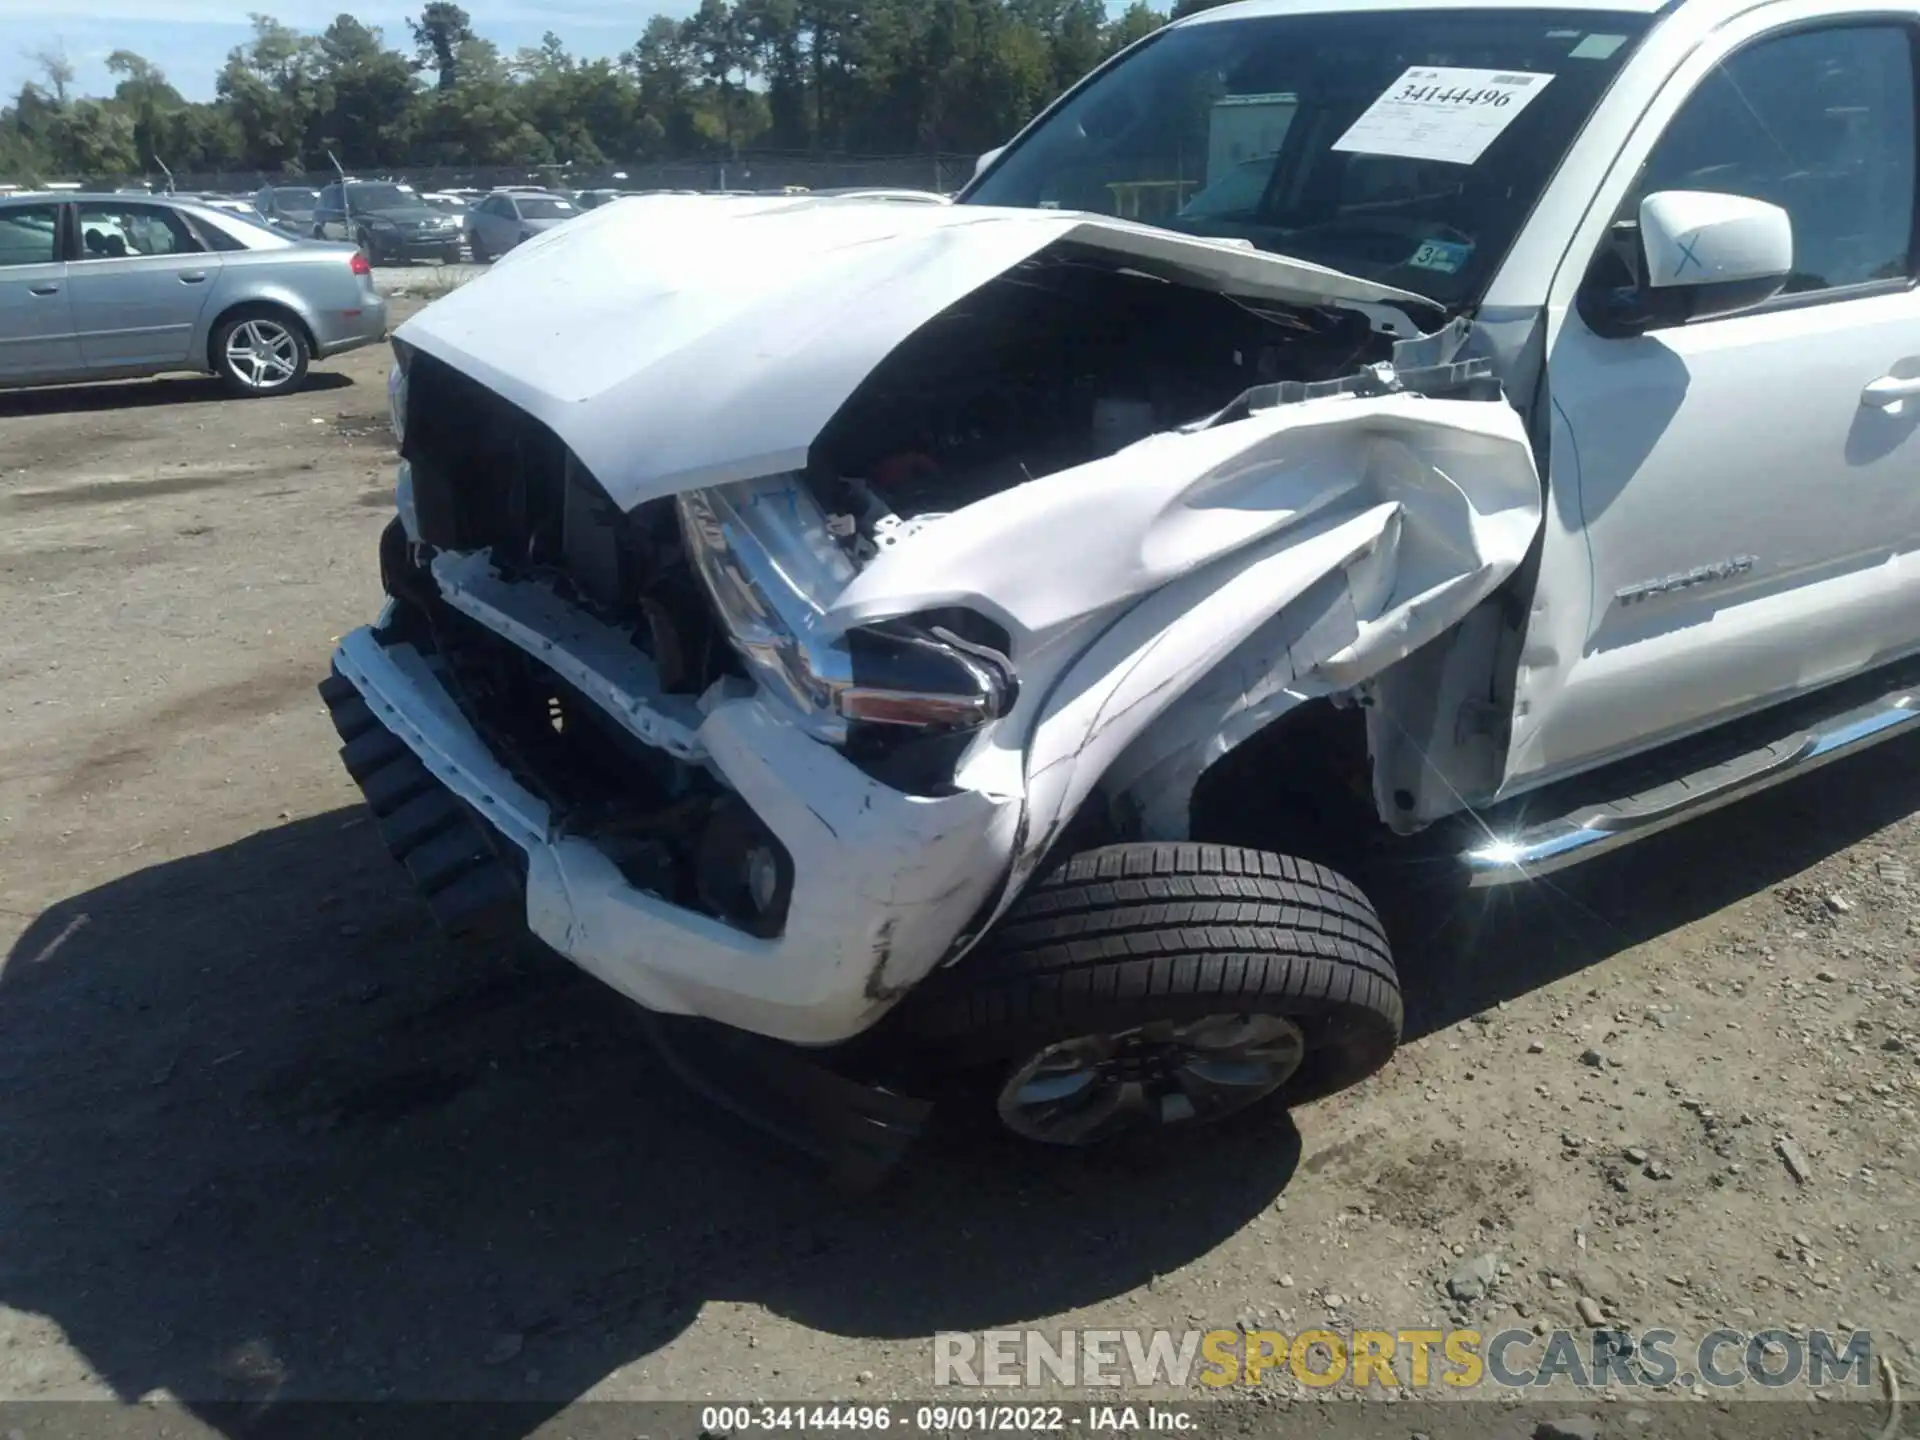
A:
392 194 1441 511
890 392 1547 904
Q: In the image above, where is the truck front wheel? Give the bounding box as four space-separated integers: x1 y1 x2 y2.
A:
903 842 1401 1146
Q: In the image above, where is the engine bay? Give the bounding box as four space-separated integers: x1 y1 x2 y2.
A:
804 245 1395 567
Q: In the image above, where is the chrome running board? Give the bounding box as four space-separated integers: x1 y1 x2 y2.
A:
1463 684 1920 886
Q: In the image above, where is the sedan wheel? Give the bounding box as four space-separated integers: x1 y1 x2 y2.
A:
214 314 310 397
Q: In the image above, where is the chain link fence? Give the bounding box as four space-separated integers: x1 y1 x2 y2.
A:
148 153 977 197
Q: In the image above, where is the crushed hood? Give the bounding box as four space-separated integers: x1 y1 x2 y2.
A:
394 194 1441 511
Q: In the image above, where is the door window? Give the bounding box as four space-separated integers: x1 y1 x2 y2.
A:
75 203 203 260
0 204 59 266
1616 24 1916 302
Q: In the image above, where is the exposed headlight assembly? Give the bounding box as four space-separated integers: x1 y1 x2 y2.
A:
677 476 1015 744
839 623 1017 729
386 347 409 447
393 460 419 544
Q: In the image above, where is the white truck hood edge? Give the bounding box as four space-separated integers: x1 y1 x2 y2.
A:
394 195 1440 512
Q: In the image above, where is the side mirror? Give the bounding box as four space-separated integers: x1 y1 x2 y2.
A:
1584 190 1792 336
974 146 1006 180
1641 189 1792 305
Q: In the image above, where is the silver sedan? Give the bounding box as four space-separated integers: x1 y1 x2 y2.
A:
0 192 389 398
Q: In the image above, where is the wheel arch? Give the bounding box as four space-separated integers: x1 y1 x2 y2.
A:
1181 697 1381 873
205 297 317 374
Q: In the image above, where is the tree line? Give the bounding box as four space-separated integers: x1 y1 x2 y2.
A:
0 0 1187 182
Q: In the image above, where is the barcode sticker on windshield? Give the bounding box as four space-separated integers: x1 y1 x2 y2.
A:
1332 66 1555 166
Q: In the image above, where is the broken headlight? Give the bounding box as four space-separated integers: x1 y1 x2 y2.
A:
676 476 1015 743
838 623 1017 729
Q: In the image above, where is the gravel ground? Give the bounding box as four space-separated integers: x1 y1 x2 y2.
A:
2 313 1918 1435
372 261 489 297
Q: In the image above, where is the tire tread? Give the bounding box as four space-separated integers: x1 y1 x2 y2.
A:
910 843 1404 1075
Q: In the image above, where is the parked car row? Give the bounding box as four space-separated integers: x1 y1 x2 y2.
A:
251 179 589 263
3 180 955 270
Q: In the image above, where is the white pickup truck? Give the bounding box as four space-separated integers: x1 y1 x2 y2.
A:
322 0 1920 1168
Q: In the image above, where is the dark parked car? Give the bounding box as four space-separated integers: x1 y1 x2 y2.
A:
252 184 322 235
311 181 463 265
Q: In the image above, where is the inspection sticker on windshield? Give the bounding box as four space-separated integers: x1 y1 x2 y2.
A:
1333 66 1555 166
1409 237 1473 274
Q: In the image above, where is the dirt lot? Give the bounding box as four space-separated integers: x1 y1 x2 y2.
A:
3 305 1919 1434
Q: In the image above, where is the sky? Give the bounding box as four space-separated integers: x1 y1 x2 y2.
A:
1 0 1161 105
0 0 692 104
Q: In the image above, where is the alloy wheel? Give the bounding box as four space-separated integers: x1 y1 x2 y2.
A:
224 319 301 392
996 1013 1306 1145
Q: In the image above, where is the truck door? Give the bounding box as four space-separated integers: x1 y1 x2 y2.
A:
1506 11 1920 791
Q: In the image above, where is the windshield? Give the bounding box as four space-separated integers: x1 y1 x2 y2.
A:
966 8 1648 306
269 188 318 215
515 195 576 219
346 183 416 209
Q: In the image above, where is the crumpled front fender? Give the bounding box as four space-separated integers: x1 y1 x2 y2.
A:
986 392 1543 910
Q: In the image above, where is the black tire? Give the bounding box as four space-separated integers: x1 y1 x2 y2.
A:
211 307 311 398
469 233 490 263
354 227 379 264
901 842 1401 1142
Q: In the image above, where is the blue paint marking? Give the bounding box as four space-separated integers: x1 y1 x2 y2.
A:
1674 230 1703 279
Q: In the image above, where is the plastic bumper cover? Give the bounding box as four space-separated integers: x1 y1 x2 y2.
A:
312 296 390 356
327 625 1022 1045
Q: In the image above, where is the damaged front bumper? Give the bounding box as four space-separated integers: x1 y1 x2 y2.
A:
325 617 1021 1047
